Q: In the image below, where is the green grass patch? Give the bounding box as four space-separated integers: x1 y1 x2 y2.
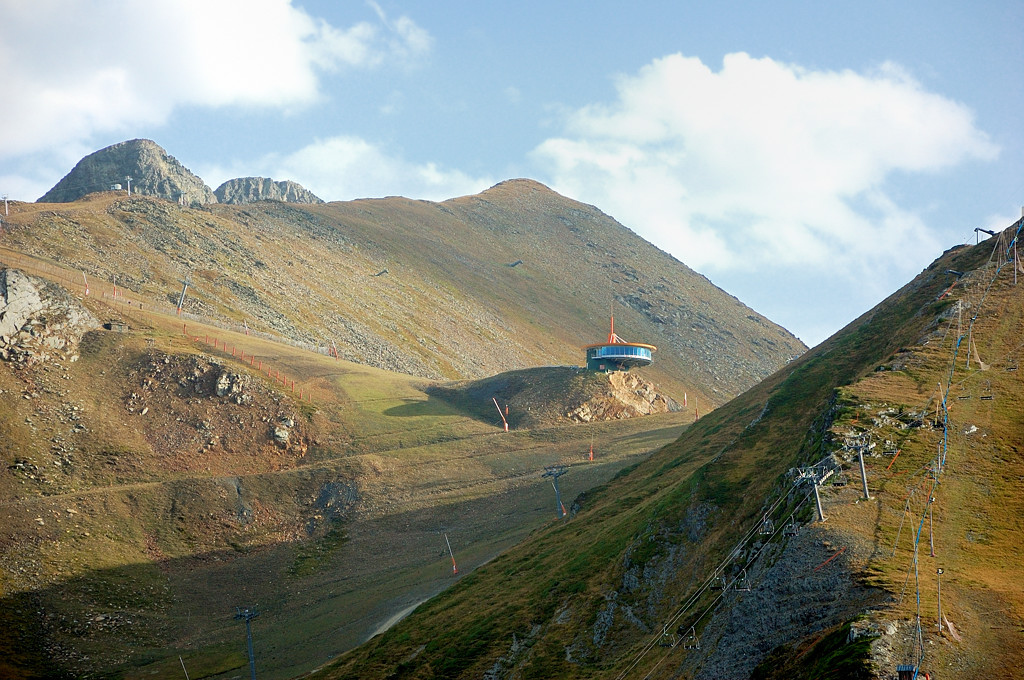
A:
750 621 875 680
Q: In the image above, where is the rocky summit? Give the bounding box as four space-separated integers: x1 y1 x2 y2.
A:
214 177 323 204
38 138 216 205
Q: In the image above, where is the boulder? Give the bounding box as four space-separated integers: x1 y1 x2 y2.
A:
0 269 99 366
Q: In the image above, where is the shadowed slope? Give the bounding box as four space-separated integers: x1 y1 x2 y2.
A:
317 224 1022 679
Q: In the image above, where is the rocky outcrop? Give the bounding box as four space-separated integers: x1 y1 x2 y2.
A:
214 177 323 205
38 139 216 205
0 269 99 365
566 371 681 423
431 366 680 429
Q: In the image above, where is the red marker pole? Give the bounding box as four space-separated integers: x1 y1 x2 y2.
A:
492 397 509 432
445 534 458 575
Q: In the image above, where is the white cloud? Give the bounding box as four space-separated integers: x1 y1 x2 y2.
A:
0 0 431 158
535 52 997 276
533 52 999 344
200 136 495 202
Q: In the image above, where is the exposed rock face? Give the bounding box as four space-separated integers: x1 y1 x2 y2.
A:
566 371 681 423
0 269 99 365
38 139 216 205
214 177 323 205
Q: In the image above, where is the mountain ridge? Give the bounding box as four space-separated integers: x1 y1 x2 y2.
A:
12 148 806 408
37 139 322 207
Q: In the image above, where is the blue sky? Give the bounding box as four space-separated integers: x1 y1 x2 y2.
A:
1 1 1021 346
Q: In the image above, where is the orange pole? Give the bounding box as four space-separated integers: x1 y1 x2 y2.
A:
886 449 902 471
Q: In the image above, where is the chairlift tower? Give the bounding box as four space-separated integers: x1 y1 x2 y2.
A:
847 434 872 501
177 275 191 316
234 606 260 680
792 457 838 522
542 465 569 519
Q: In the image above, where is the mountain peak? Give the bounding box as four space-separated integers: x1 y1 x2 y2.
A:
38 138 216 205
214 177 323 205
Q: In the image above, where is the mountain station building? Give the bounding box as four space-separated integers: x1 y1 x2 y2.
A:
584 318 656 371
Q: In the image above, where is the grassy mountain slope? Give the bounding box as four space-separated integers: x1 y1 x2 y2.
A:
319 223 1024 679
0 263 691 680
3 178 803 409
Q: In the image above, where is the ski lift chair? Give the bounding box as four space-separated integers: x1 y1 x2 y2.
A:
682 625 700 650
658 624 677 648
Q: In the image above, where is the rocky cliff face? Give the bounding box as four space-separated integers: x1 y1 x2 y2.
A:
38 139 216 205
0 269 99 366
214 177 323 205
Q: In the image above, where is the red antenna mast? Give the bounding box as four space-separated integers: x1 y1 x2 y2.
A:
606 311 626 344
